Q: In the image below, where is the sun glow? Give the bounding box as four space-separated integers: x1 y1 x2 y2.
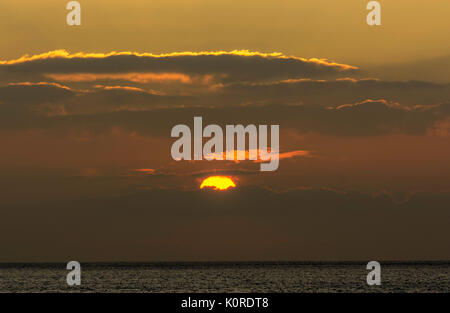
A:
200 176 236 190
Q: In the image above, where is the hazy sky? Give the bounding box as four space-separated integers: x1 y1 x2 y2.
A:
0 1 449 262
1 0 450 65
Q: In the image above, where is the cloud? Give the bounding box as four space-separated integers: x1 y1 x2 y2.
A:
7 81 74 91
1 90 449 137
47 72 197 84
0 49 357 85
0 82 75 118
267 150 310 161
0 82 75 104
131 168 156 175
0 51 449 138
202 149 310 162
93 84 165 95
220 78 450 107
0 81 197 118
365 54 450 83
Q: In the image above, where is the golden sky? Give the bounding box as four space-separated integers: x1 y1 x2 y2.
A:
1 0 450 65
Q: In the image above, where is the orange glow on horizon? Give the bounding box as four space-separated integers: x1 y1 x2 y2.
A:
200 176 236 190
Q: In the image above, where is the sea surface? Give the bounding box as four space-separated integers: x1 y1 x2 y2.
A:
0 262 448 293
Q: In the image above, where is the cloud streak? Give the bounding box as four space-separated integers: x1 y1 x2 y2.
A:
0 50 358 85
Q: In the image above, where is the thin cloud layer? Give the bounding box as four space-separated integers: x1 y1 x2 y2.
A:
1 52 449 138
220 78 450 107
1 90 449 137
0 50 357 85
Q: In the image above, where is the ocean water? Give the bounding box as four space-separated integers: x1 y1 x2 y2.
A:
0 262 448 293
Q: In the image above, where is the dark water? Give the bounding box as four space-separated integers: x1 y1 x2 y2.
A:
0 262 448 293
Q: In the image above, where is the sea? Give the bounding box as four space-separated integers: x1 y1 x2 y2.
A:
0 262 448 293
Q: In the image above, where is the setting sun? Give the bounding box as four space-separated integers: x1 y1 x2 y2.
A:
200 176 236 190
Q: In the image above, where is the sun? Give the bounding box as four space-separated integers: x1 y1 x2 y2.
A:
200 176 236 190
